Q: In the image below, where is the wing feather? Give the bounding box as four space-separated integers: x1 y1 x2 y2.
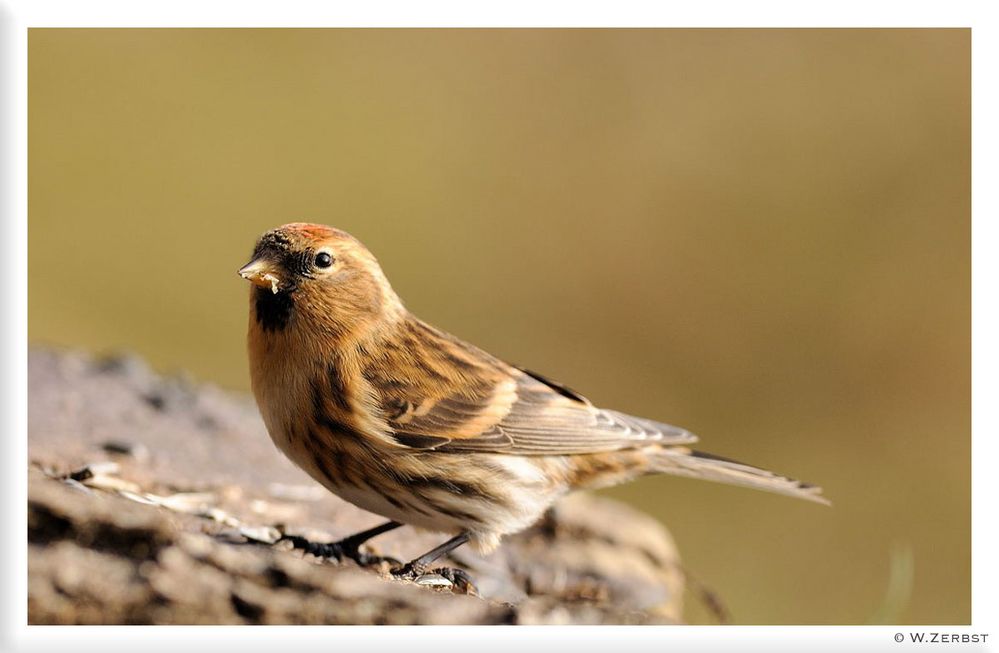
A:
364 319 697 455
384 366 696 454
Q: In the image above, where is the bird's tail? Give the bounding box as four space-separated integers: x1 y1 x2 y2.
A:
650 447 830 505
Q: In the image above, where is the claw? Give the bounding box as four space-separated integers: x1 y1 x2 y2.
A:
279 534 347 562
431 567 478 595
392 562 478 595
390 561 426 580
277 525 482 597
278 534 397 568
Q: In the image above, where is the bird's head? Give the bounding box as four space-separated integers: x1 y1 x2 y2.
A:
238 223 403 337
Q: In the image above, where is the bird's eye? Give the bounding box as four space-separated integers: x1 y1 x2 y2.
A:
314 252 333 269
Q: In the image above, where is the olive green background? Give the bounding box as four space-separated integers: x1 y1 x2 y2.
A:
28 29 970 624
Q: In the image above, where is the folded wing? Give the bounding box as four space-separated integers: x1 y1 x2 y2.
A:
385 365 697 455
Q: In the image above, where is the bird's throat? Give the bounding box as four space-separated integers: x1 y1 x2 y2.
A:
254 286 295 332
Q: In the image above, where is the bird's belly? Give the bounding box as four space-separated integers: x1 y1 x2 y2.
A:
289 451 496 537
251 372 566 548
261 422 477 532
272 427 564 548
322 480 461 533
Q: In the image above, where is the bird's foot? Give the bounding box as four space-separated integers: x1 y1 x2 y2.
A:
390 559 428 579
279 534 401 569
429 567 479 595
391 562 478 595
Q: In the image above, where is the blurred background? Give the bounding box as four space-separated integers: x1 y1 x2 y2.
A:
28 29 969 624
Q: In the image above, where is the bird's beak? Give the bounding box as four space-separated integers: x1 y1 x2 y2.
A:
238 258 283 294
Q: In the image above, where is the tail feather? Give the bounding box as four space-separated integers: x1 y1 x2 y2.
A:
653 447 830 505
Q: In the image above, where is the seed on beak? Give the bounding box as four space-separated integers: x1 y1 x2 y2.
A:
238 259 282 294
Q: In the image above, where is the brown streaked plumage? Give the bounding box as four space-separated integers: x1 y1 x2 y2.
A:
239 223 828 585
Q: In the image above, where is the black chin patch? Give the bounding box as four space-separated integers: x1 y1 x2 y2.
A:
254 286 295 332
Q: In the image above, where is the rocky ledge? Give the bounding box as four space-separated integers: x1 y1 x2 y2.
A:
27 347 685 624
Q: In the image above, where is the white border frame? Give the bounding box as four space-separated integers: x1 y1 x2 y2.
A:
4 2 994 652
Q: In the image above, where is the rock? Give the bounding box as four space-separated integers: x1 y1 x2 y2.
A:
27 347 684 624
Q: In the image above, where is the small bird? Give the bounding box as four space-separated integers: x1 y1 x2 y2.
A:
239 223 827 589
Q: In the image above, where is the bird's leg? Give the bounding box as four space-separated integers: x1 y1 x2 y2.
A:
280 520 403 567
392 532 470 577
391 532 477 593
